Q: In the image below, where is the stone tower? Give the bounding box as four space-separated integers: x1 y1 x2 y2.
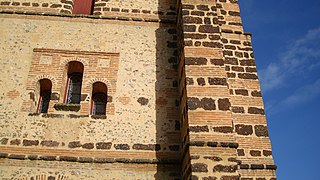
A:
0 0 276 179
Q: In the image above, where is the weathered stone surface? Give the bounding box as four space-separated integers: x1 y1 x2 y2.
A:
255 125 269 137
235 124 253 135
192 163 208 172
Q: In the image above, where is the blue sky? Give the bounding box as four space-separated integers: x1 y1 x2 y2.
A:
238 0 320 179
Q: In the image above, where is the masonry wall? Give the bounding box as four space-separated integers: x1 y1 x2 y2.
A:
0 0 276 179
0 1 181 178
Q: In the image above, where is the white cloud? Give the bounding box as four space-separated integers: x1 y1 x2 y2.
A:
260 27 320 93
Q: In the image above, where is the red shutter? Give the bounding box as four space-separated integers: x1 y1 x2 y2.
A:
72 0 93 15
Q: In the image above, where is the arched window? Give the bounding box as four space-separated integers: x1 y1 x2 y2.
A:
65 61 84 104
91 82 107 115
72 0 95 15
37 79 52 113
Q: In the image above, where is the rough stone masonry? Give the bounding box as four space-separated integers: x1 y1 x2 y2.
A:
0 0 276 179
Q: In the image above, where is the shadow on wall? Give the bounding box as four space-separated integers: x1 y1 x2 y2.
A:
154 0 181 179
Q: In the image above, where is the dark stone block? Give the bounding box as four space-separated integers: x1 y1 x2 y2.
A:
196 5 209 11
255 125 269 137
240 164 250 169
78 157 94 163
50 4 62 8
51 93 59 100
208 77 227 86
94 158 115 163
213 126 233 133
230 40 241 45
207 142 218 147
263 150 272 157
191 175 199 180
231 66 244 72
185 57 207 65
225 57 238 65
235 52 243 58
237 149 245 156
137 97 149 105
183 25 196 32
60 156 77 162
210 59 224 66
228 157 241 165
53 103 80 112
266 165 277 170
251 164 264 169
187 97 201 110
23 139 39 146
204 156 222 161
183 16 202 24
213 165 237 172
0 138 8 145
201 98 216 110
39 156 56 161
231 106 245 113
250 150 261 157
9 154 26 160
42 114 64 118
115 158 131 163
0 153 8 158
68 141 81 148
251 90 262 97
96 142 112 149
240 60 256 66
229 11 240 16
235 89 248 96
27 155 38 160
238 73 258 80
199 25 219 33
225 45 236 50
48 176 55 180
190 155 200 160
248 107 265 115
91 115 106 119
197 78 206 86
191 11 205 16
218 98 231 111
190 141 205 146
203 176 217 180
114 144 130 150
235 124 253 135
10 139 21 145
192 163 208 172
40 140 59 147
227 72 236 78
190 125 209 133
184 33 207 40
82 143 94 149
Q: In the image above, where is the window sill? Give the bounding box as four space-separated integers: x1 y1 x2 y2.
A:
53 103 81 112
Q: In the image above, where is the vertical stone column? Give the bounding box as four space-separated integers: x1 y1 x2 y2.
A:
177 0 276 179
177 0 240 179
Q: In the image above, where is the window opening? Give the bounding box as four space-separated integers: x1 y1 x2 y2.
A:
37 79 52 113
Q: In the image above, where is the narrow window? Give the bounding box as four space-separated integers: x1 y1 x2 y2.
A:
37 79 52 113
65 61 84 104
72 0 95 15
91 82 107 115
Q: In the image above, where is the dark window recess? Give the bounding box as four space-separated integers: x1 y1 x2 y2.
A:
72 0 94 15
92 93 107 115
37 78 52 113
66 73 83 104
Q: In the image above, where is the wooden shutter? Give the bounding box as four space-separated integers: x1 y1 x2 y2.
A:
72 0 93 15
